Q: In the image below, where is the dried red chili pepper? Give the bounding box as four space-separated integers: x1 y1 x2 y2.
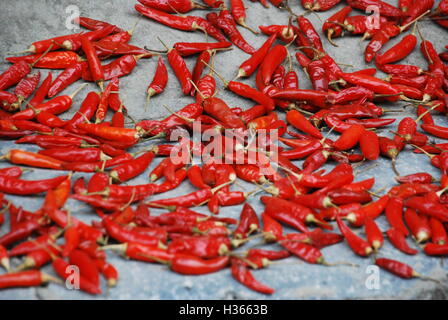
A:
145 56 168 107
322 6 352 46
336 215 372 256
231 258 274 294
0 270 60 290
386 228 418 255
375 258 425 279
52 258 101 295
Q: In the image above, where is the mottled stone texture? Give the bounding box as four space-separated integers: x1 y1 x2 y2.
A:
0 0 447 300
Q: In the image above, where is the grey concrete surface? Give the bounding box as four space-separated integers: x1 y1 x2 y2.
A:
0 0 447 299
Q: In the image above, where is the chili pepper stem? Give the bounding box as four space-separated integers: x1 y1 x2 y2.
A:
1 258 11 273
41 272 64 285
415 103 440 123
68 83 88 99
326 29 338 47
201 60 229 87
237 20 259 35
321 260 359 268
189 80 206 100
412 271 442 284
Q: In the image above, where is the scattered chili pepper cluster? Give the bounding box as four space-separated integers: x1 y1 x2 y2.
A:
0 0 447 296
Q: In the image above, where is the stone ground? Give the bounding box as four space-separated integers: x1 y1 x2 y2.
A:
0 0 447 299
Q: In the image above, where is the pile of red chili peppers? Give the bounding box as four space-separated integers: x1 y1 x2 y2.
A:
0 0 447 296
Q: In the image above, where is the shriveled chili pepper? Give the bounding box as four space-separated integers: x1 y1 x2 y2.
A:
2 149 64 170
48 62 87 98
297 16 323 52
76 16 124 33
233 203 260 239
145 56 168 107
376 33 418 66
347 0 403 18
259 24 298 44
230 0 258 33
136 5 225 41
173 41 231 56
82 54 150 82
80 34 104 90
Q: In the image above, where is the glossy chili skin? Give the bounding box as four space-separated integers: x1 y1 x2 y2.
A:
231 258 274 294
167 48 193 95
386 228 418 255
375 258 416 279
48 62 87 98
237 33 277 78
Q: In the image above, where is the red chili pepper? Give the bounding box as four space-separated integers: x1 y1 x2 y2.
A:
375 258 424 279
173 41 231 56
341 72 401 96
77 123 141 144
14 72 41 107
191 49 212 92
270 89 332 108
109 151 155 182
231 258 274 294
262 196 313 232
52 258 101 295
359 130 380 160
169 235 229 258
297 16 323 52
7 51 82 69
423 243 448 256
385 196 409 236
69 249 100 287
12 84 86 120
164 44 193 95
260 24 298 43
236 33 277 79
402 0 434 26
233 203 260 239
386 228 418 255
336 215 372 256
322 6 352 46
83 54 149 82
209 11 255 54
347 0 403 18
136 5 225 41
47 62 87 98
